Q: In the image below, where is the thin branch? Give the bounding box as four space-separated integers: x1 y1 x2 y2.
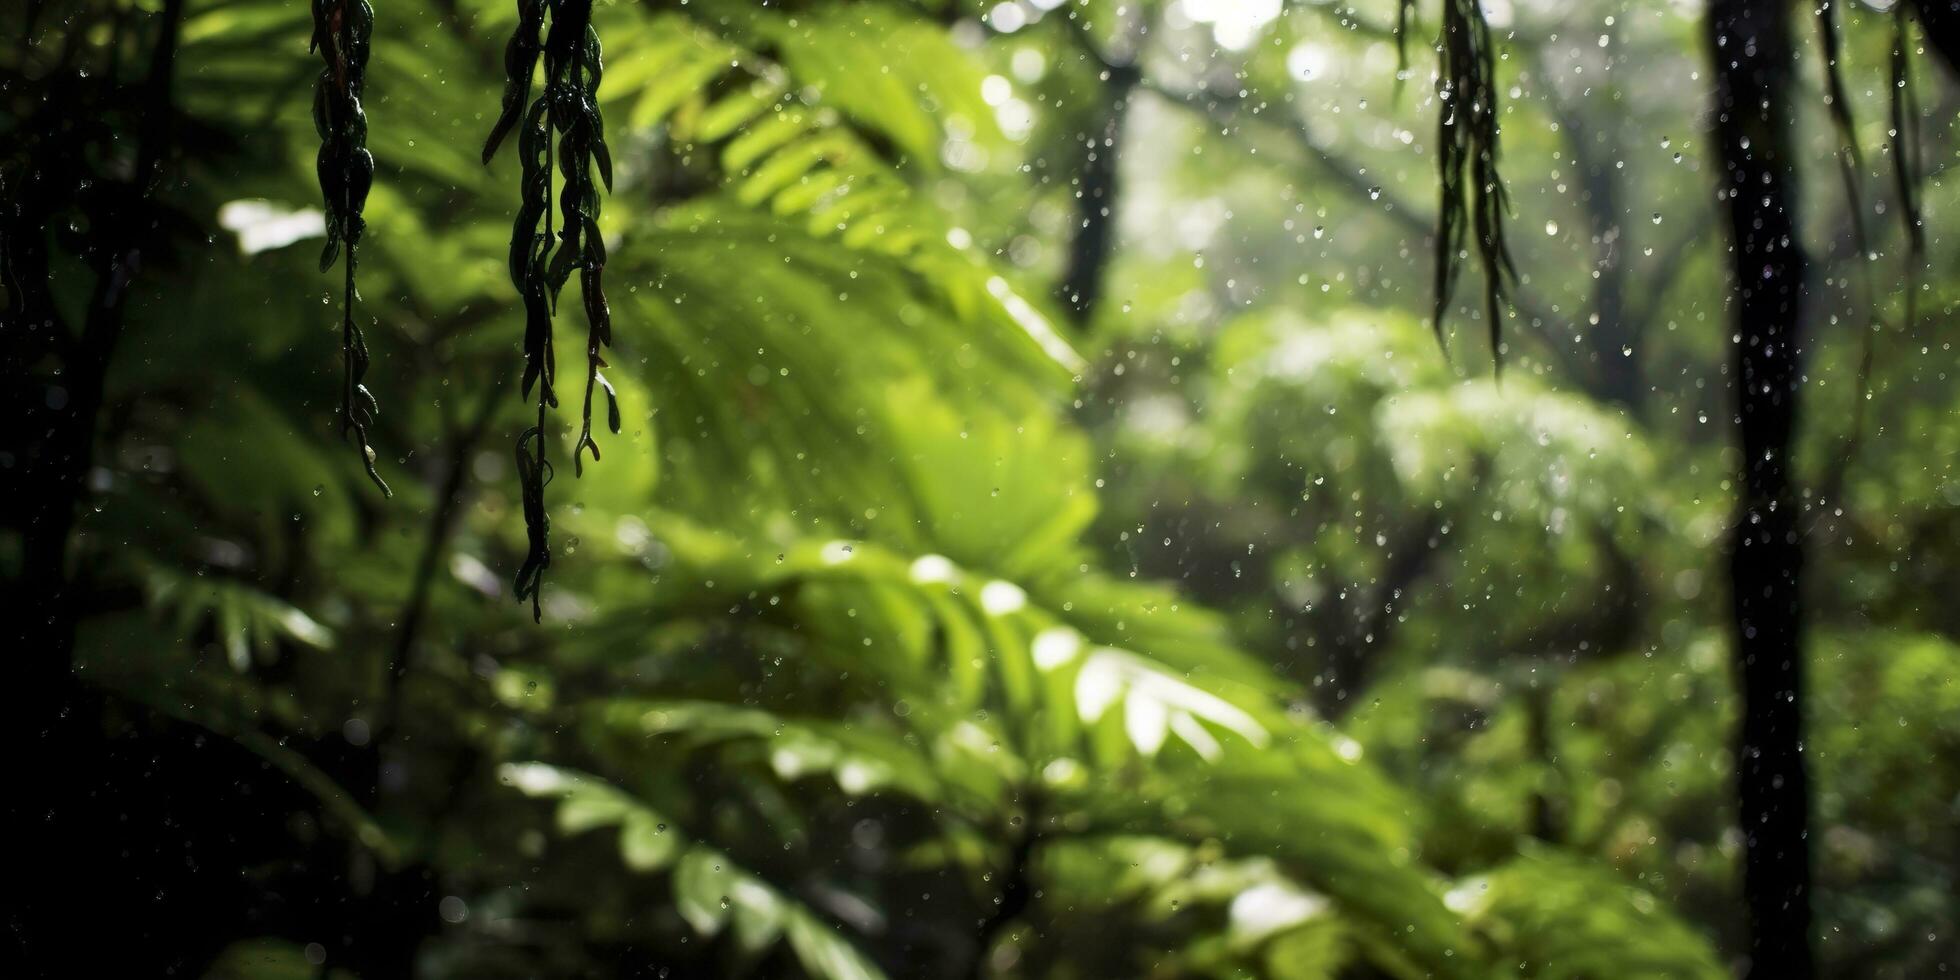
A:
967 796 1043 980
1316 507 1450 718
1618 211 1715 334
380 383 504 740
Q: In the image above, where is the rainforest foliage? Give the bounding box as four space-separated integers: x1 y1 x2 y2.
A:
2 0 1956 977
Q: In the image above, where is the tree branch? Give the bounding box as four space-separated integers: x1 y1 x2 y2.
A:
380 382 504 740
967 796 1043 980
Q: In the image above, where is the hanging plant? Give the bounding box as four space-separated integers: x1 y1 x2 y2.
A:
484 0 619 621
311 0 389 495
1400 0 1517 370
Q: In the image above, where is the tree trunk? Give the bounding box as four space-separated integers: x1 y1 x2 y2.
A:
1912 0 1960 77
1056 62 1139 327
1706 2 1814 976
4 4 440 972
1567 118 1640 412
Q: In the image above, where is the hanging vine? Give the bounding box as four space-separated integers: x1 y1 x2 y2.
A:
484 0 618 621
1400 0 1516 370
311 0 389 496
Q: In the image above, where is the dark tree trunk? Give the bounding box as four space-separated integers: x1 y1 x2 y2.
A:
3 4 441 972
1707 2 1814 977
0 4 305 973
1056 62 1139 327
1912 0 1960 76
1522 680 1563 843
1567 118 1639 412
1529 40 1643 413
5 1 190 968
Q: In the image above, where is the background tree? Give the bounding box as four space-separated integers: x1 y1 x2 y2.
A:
1706 1 1813 973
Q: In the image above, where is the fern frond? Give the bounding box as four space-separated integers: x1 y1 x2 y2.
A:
501 763 891 980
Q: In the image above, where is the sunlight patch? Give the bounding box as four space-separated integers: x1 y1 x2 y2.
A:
979 580 1027 615
1032 628 1083 671
987 275 1086 373
218 200 326 255
909 553 958 584
1230 882 1329 943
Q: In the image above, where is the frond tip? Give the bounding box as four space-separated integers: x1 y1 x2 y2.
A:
512 426 552 623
